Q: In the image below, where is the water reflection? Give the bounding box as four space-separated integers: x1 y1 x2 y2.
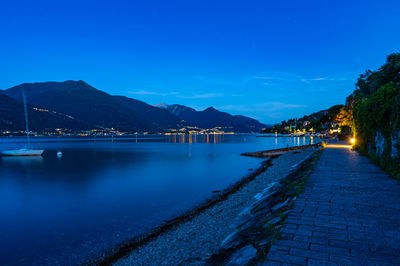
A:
166 134 226 144
1 156 44 165
0 135 319 265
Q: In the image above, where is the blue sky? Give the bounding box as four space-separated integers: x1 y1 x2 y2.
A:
1 0 399 124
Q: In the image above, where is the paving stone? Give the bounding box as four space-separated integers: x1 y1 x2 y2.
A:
329 239 368 251
307 259 339 266
269 245 290 254
266 250 307 265
310 243 350 256
262 261 282 266
273 239 309 249
265 147 400 265
329 254 374 265
306 236 329 246
289 247 329 260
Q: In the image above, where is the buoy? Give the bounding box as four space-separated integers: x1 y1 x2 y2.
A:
57 151 63 157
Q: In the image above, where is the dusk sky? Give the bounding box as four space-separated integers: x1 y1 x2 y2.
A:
1 0 399 124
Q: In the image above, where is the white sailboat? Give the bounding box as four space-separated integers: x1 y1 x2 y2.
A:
2 148 44 156
1 89 44 156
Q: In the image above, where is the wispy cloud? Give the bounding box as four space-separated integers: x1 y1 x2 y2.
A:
128 90 178 96
309 77 349 81
263 102 305 110
309 77 328 81
254 76 285 81
129 90 224 99
177 93 223 99
249 72 350 85
215 102 305 123
217 102 305 112
251 72 309 84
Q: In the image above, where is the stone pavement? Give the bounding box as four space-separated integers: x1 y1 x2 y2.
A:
264 146 400 265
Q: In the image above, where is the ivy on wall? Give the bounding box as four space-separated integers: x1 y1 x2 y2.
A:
346 53 400 178
354 82 400 152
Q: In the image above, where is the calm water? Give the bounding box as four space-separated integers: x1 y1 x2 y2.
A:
0 134 316 264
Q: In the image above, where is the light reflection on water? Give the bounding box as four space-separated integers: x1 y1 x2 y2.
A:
0 134 318 265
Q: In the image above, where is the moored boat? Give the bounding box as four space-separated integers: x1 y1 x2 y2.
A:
1 89 45 157
1 148 44 156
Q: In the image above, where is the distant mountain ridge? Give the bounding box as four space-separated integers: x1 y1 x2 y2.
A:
159 104 266 133
2 80 266 133
3 81 182 132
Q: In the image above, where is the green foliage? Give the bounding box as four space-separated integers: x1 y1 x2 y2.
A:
349 52 400 177
369 153 400 180
355 53 400 98
354 82 400 152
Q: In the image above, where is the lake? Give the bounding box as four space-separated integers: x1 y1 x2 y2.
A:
0 134 316 264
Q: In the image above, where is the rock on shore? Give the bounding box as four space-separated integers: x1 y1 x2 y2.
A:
113 147 319 265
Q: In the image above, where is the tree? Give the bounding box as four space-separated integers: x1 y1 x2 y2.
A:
336 106 353 128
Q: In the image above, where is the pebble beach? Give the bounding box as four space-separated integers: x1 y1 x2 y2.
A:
113 147 316 265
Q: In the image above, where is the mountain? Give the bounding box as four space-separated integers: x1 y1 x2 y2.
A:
112 96 182 129
164 104 197 117
3 81 182 132
2 80 266 133
0 91 83 131
161 104 266 133
152 102 169 109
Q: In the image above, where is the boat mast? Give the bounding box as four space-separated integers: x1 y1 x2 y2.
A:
22 89 30 148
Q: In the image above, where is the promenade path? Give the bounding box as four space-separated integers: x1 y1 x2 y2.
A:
264 145 400 265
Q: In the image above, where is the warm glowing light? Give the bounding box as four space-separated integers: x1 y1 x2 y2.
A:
350 138 356 144
327 144 352 149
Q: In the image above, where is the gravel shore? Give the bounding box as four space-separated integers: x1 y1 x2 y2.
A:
114 148 315 265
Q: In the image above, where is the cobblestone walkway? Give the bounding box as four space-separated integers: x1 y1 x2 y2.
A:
264 146 400 265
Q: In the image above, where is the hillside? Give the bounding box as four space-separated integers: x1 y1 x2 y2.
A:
162 104 266 133
3 80 267 133
3 81 182 132
267 105 343 133
0 91 83 131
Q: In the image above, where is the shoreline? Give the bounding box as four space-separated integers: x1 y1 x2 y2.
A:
95 157 275 265
241 143 320 158
96 144 319 265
